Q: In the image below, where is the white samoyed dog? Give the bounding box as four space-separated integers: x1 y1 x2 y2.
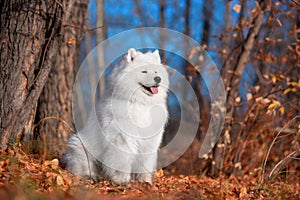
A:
62 48 169 184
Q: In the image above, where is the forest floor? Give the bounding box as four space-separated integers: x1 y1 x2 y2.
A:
0 148 299 200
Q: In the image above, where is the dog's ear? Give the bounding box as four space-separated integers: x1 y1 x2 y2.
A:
126 48 138 63
153 49 161 64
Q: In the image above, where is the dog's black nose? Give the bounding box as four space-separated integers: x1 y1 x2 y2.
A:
154 76 161 83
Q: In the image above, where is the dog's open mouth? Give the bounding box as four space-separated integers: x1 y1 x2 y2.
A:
140 83 159 95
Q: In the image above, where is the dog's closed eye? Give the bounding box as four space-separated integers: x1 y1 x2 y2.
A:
141 71 147 73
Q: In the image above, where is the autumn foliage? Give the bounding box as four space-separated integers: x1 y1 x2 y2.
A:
0 0 300 199
0 148 299 199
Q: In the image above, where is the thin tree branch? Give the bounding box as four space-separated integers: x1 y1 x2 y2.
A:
268 148 300 179
259 115 300 188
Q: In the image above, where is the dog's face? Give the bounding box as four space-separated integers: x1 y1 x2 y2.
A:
135 64 168 96
125 49 169 98
138 67 161 96
110 48 169 104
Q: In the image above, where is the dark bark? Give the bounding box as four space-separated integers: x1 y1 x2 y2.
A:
0 0 64 149
182 0 190 105
0 0 88 152
196 0 213 140
34 1 88 156
184 0 190 37
159 0 166 61
200 1 212 47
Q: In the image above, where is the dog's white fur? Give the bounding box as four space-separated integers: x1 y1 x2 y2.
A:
62 48 169 184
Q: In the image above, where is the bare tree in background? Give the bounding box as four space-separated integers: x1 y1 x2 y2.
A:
182 0 191 114
212 0 269 176
196 0 213 141
96 0 106 98
0 0 88 153
159 0 166 61
221 0 232 63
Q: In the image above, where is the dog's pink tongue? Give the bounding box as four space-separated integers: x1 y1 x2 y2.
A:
150 87 158 94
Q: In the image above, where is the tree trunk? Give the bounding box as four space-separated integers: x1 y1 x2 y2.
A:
34 1 88 157
159 0 166 61
222 0 231 60
182 0 191 106
196 0 213 140
0 0 88 152
96 0 106 98
0 0 64 149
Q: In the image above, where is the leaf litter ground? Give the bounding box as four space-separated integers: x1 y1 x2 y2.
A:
0 148 299 200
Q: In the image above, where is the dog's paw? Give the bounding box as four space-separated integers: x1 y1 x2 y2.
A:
137 173 153 185
111 172 131 185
